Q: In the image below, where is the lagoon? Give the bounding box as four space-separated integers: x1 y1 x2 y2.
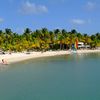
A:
0 53 100 100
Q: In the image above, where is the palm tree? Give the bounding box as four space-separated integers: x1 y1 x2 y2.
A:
54 29 60 40
24 28 31 35
71 29 77 34
0 27 100 51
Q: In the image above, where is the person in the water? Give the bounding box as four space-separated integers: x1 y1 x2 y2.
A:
2 59 8 65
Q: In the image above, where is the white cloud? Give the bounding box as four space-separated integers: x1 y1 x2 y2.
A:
85 1 96 11
19 1 48 15
71 19 86 25
0 18 4 23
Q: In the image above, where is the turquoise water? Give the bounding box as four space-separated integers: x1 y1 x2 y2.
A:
0 53 100 100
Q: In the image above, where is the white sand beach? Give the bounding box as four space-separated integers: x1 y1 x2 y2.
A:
0 50 100 64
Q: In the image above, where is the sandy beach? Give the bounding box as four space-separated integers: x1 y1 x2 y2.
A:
0 50 100 64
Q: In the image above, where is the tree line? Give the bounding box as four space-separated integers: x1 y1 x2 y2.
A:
0 28 100 52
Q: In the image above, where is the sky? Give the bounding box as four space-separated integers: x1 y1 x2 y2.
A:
0 0 100 34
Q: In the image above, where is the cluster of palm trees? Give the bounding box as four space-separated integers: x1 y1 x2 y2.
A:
0 28 100 52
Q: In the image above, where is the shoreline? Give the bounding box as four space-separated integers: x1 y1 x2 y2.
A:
0 50 100 64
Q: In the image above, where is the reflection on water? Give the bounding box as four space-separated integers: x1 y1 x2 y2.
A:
66 52 100 61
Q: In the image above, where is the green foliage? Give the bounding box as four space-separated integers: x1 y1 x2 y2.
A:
0 28 100 52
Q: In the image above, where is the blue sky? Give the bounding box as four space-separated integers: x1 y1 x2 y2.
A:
0 0 100 34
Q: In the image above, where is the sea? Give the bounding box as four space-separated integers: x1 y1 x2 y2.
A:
0 53 100 100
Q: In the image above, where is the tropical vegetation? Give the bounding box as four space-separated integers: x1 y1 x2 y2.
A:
0 28 100 52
